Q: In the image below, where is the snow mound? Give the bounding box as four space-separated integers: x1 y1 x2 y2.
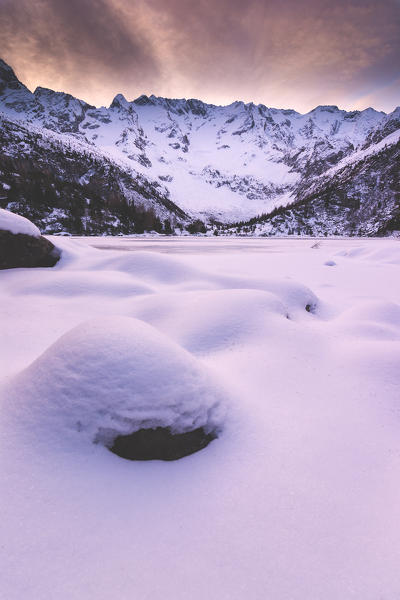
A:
94 251 202 284
336 243 400 265
258 279 318 315
0 208 41 237
3 317 227 454
220 277 319 316
46 235 98 266
132 288 288 353
334 300 400 341
11 270 153 298
340 300 400 326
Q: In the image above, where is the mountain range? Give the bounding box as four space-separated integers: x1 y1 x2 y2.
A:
0 58 399 235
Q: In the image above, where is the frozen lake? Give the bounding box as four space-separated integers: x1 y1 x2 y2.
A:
1 235 400 599
80 233 395 253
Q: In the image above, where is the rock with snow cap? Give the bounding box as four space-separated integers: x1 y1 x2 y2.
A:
4 317 227 460
0 209 60 269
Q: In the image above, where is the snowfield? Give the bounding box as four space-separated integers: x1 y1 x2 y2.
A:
1 236 400 599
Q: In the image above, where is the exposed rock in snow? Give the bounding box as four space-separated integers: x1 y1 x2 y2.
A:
0 230 60 269
0 209 60 269
110 425 217 461
4 317 227 458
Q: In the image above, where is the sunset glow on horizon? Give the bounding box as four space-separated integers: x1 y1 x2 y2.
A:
1 0 399 113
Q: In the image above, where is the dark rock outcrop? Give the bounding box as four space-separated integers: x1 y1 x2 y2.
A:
109 426 217 461
0 230 60 269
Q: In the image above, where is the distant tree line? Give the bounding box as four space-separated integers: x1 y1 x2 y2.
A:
0 120 198 235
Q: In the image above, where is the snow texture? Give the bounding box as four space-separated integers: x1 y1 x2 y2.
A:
1 236 400 600
4 316 226 449
0 208 41 237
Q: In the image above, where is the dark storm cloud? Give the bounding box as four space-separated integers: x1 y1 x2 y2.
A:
0 0 160 103
1 0 399 111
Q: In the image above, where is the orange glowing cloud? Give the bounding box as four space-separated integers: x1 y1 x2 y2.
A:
1 0 399 112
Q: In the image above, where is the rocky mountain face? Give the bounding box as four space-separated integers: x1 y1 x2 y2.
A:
228 132 400 236
0 115 186 235
0 58 399 235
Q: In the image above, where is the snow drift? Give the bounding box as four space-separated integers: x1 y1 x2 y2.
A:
1 236 400 600
3 316 227 457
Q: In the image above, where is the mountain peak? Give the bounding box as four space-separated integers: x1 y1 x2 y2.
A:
110 93 131 110
34 86 70 100
0 58 25 91
311 105 340 113
388 106 400 117
133 94 154 106
0 58 14 73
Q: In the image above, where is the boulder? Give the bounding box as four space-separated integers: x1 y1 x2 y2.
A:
0 230 60 269
0 208 60 269
3 317 227 461
110 426 217 461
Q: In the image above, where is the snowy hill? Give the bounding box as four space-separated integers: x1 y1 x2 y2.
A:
0 58 399 234
228 130 400 236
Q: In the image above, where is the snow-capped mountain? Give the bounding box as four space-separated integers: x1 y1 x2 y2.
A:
229 132 400 237
0 58 399 234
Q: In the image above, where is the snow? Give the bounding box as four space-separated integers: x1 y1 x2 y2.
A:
1 236 400 599
336 241 400 265
2 58 397 224
4 317 226 451
0 207 41 237
314 127 400 181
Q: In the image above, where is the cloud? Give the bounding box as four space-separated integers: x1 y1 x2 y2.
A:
0 0 160 104
140 0 400 110
0 0 399 111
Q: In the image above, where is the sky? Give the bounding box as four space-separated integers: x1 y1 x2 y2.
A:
1 0 399 113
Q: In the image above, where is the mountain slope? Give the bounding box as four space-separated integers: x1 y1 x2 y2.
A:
0 58 399 234
0 115 187 234
227 131 400 236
